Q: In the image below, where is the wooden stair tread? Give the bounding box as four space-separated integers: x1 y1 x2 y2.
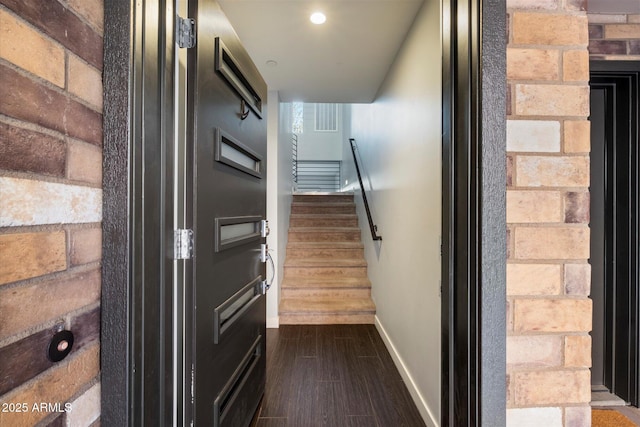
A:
291 202 356 207
293 192 353 195
282 276 371 288
284 258 367 267
280 297 376 314
288 227 360 232
279 314 375 325
290 213 358 218
287 241 364 248
281 194 375 324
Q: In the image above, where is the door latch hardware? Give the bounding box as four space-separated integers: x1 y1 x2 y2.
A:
174 229 194 260
260 219 270 238
176 16 196 49
259 243 275 294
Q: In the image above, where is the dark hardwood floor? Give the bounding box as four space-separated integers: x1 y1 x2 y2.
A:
250 325 427 427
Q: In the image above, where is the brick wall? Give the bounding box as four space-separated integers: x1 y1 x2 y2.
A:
0 0 103 425
506 0 592 426
588 12 640 60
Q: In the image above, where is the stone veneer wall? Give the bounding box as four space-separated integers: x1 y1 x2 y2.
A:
588 12 640 60
0 0 103 425
506 0 592 426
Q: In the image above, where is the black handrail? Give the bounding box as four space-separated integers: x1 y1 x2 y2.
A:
292 133 298 183
349 138 382 241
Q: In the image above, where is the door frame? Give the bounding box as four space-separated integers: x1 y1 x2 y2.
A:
589 60 640 406
102 0 178 424
441 0 507 424
101 0 507 425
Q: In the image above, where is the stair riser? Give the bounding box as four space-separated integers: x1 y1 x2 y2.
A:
291 205 356 214
284 266 368 277
289 217 359 227
286 248 365 259
281 288 371 299
288 232 361 242
279 314 375 325
293 195 354 203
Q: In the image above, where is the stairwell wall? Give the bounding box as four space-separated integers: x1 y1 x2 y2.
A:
297 103 344 161
342 1 441 425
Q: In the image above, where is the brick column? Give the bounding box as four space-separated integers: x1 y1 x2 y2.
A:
506 0 592 426
0 0 103 425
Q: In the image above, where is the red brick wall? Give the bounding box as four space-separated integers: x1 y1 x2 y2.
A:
0 0 103 425
506 0 592 425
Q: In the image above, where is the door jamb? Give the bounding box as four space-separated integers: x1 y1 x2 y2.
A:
589 59 640 407
441 0 507 425
102 0 177 424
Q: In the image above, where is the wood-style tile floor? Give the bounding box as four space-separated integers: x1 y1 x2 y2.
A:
250 325 426 427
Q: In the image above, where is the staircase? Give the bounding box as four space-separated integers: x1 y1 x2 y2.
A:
279 193 376 324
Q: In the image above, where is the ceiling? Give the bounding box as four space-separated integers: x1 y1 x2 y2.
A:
218 0 425 103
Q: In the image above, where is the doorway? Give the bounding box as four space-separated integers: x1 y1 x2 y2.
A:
590 61 640 407
101 0 506 425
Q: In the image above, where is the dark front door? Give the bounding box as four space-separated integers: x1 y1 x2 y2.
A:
590 61 639 406
187 2 268 425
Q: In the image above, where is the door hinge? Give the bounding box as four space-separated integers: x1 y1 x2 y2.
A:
190 364 195 403
174 229 194 259
260 219 270 238
176 16 196 48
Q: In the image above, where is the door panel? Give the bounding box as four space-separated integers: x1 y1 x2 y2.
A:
187 1 268 425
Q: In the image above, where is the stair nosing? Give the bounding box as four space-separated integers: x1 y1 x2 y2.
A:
291 202 356 206
289 213 358 219
288 227 361 232
287 242 364 248
293 192 354 195
284 259 367 268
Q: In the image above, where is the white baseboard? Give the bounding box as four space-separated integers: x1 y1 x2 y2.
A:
374 316 439 427
266 316 279 328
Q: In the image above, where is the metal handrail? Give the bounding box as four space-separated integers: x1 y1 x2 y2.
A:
349 138 381 241
296 161 341 192
292 134 298 183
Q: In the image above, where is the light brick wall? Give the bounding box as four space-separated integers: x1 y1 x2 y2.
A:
0 0 103 425
506 0 592 426
588 12 640 60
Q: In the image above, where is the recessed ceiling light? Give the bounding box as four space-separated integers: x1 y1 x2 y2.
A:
266 60 278 67
310 12 326 25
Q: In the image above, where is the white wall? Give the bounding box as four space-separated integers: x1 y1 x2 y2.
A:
266 91 293 327
342 1 442 425
297 103 344 161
